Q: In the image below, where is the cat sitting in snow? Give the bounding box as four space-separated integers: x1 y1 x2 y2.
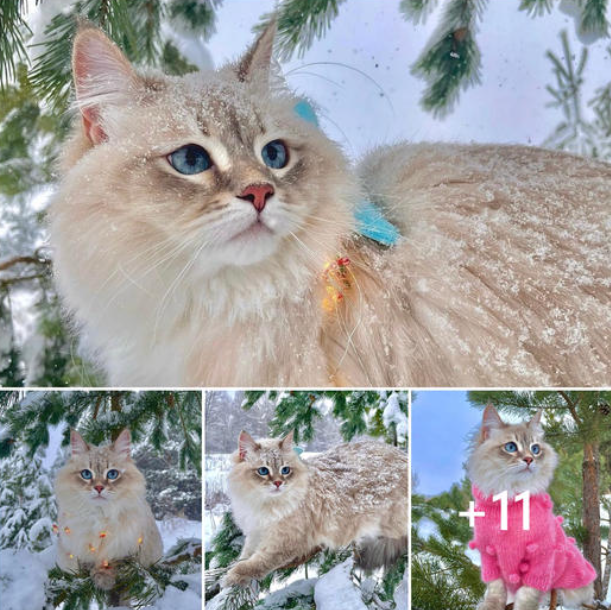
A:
467 405 596 610
54 429 162 602
223 431 408 587
49 22 611 387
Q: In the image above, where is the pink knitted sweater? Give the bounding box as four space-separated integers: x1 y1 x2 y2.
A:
469 486 596 592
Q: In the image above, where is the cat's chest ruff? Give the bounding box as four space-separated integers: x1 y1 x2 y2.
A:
57 504 147 561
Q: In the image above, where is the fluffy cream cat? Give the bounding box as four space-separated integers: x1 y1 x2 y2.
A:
49 23 611 386
55 429 163 593
467 405 595 610
223 431 408 588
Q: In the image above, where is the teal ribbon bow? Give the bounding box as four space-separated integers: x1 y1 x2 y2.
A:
293 99 399 247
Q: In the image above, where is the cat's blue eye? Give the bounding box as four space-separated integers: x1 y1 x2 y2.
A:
257 467 269 476
261 140 289 169
281 466 291 475
531 444 541 455
107 469 120 480
504 442 518 453
169 144 212 175
80 469 93 480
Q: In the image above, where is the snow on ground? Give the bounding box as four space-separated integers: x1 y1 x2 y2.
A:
262 578 317 607
157 517 201 553
394 569 408 610
314 558 367 610
0 545 56 610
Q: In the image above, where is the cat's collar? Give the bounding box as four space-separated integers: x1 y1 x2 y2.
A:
293 99 400 247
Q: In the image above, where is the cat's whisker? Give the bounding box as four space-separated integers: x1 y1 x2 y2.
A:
286 70 344 89
284 61 395 116
152 238 210 343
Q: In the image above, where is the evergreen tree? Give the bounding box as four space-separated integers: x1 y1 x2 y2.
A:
0 446 56 552
242 390 408 448
411 479 484 610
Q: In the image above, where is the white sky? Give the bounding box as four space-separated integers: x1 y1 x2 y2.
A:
203 0 611 159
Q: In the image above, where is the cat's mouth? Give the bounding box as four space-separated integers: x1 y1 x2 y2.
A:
229 219 274 242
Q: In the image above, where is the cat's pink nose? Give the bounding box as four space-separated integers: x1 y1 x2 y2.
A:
238 183 274 212
273 480 283 488
94 485 105 493
523 457 533 465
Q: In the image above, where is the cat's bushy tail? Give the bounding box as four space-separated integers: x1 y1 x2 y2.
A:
356 535 407 571
357 143 424 236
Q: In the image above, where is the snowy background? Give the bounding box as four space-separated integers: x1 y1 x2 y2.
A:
205 390 408 610
0 391 202 610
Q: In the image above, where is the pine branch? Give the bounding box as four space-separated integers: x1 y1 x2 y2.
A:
0 2 31 90
0 252 52 272
399 0 440 23
255 0 346 62
518 0 555 17
168 0 222 38
580 0 609 36
411 0 487 116
46 542 201 609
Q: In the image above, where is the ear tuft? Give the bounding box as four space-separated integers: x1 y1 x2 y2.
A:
112 429 131 457
72 26 137 144
236 18 277 83
238 431 258 461
70 429 89 456
480 404 505 441
529 409 543 428
279 430 295 450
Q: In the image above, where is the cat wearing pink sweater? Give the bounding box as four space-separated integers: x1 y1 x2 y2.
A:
467 405 596 610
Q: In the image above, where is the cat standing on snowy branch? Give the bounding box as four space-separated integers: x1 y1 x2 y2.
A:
223 431 408 587
49 21 611 386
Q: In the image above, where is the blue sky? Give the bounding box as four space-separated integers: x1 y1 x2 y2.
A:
412 391 483 497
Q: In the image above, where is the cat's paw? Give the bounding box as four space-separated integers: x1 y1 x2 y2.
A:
91 565 116 591
221 566 255 589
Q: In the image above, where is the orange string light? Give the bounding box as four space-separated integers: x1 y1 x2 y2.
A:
322 256 351 312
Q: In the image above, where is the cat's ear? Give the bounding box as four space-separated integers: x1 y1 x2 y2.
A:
238 431 258 461
112 429 131 458
279 430 295 451
236 19 276 83
480 404 505 440
529 409 543 429
70 429 89 456
72 26 138 145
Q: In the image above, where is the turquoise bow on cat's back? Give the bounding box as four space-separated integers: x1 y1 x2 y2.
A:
293 99 400 247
